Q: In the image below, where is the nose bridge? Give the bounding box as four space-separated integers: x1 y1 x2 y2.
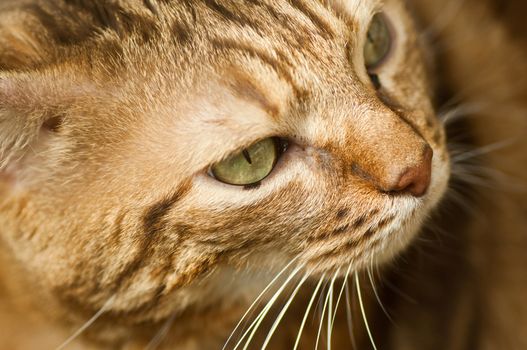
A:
343 104 433 195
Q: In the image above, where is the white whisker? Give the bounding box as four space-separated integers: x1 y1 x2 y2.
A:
222 257 299 350
439 103 482 126
355 273 378 350
144 311 178 350
236 264 304 350
327 277 334 350
56 295 116 350
443 186 481 216
345 279 358 350
260 273 309 350
451 162 527 192
367 265 392 322
451 139 515 163
293 274 325 350
331 264 353 329
315 271 338 350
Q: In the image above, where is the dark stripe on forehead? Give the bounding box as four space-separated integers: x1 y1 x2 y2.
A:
25 1 159 45
198 0 260 30
211 38 307 99
226 70 281 118
196 0 337 54
286 0 337 38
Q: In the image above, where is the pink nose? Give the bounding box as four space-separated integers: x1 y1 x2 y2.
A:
388 146 433 197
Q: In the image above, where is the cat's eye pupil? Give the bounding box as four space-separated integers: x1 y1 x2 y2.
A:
364 13 392 70
242 149 252 164
211 137 284 186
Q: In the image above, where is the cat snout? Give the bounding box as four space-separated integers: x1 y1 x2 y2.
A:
387 145 433 197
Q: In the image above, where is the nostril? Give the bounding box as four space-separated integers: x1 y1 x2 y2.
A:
392 146 433 197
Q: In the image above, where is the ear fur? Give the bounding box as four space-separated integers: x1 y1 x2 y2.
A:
0 4 53 173
0 78 45 172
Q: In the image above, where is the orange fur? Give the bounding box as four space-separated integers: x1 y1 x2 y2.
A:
0 0 525 349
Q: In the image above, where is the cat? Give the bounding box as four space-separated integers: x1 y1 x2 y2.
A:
0 0 526 349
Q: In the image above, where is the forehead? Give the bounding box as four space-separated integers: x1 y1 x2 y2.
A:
27 0 397 85
185 0 385 51
24 0 425 157
186 0 390 95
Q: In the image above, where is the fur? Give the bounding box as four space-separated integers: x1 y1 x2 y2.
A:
0 0 525 349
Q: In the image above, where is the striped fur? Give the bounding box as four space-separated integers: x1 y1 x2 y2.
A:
0 0 526 349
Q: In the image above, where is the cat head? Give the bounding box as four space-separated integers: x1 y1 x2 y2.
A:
0 0 449 326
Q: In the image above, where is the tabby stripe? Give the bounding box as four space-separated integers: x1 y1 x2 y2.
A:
362 228 376 239
111 182 191 292
307 215 371 242
352 216 367 229
227 70 281 118
245 0 324 47
199 0 258 30
376 216 394 230
286 0 337 38
336 208 349 219
25 3 98 45
143 181 192 236
211 38 306 99
172 21 192 44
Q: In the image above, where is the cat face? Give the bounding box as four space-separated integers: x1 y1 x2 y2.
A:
0 0 449 325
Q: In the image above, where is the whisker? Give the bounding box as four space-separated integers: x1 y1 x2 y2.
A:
439 103 483 126
331 264 353 329
260 273 310 349
313 278 332 324
327 277 334 350
56 295 116 350
144 311 178 350
293 274 326 350
315 271 338 350
235 264 304 350
367 264 392 322
451 162 527 192
355 273 378 350
443 186 481 217
222 257 299 350
451 139 515 163
345 279 358 350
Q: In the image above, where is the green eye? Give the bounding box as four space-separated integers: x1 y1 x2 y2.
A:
211 137 283 186
364 13 392 69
